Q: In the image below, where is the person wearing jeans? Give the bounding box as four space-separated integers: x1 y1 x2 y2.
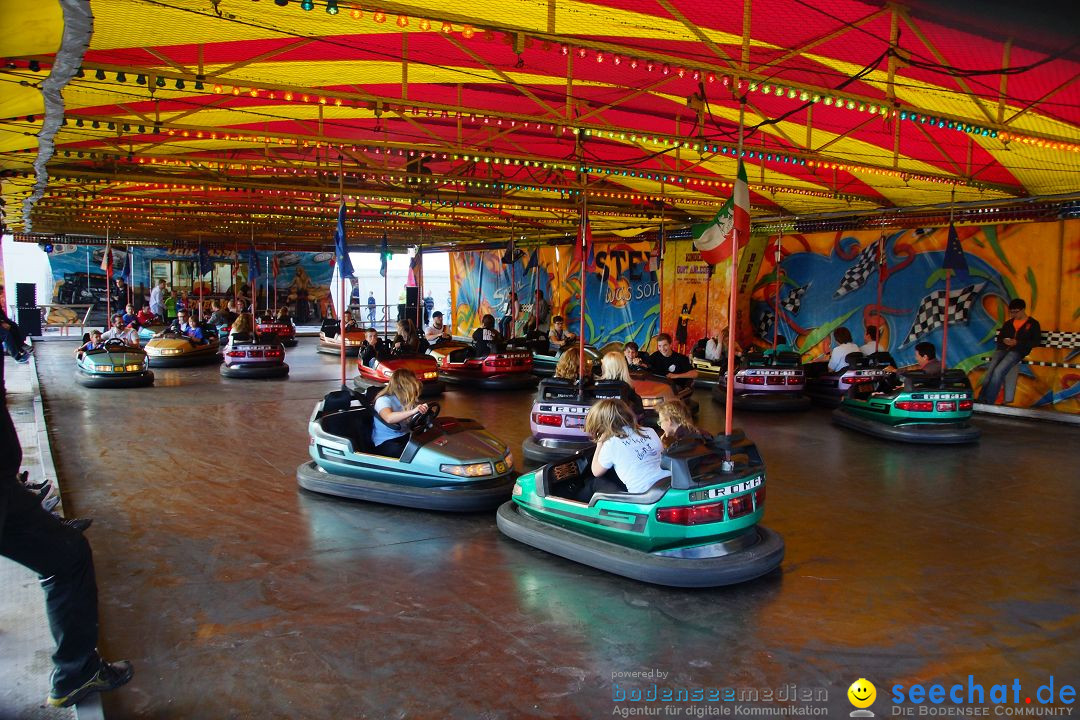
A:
978 298 1041 405
0 307 31 362
0 362 133 708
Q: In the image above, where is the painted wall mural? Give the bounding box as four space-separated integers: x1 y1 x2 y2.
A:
42 245 336 322
449 239 661 348
451 219 1078 414
755 220 1079 413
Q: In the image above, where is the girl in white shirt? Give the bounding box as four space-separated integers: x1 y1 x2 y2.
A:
585 399 669 494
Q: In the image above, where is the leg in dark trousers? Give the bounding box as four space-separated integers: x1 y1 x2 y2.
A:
0 482 101 695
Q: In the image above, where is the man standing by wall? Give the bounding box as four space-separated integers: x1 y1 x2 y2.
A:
977 298 1041 405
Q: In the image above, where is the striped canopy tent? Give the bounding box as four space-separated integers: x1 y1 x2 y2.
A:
1 0 1078 249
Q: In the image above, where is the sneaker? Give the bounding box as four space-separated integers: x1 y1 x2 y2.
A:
61 518 93 532
42 495 60 512
47 659 134 708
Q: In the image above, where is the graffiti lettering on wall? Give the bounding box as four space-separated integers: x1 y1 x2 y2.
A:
450 240 661 348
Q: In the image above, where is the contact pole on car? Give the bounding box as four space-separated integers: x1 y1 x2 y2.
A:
333 162 353 392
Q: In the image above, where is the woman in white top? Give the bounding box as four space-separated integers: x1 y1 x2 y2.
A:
827 326 862 372
371 369 429 457
585 399 669 494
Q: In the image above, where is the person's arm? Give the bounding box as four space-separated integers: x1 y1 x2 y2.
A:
378 401 429 425
668 367 698 380
590 438 611 478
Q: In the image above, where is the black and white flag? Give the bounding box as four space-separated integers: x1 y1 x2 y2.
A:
902 283 985 346
834 239 881 298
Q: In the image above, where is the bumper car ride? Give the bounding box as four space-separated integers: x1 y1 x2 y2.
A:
256 319 298 347
76 339 154 388
317 319 365 356
498 433 784 587
351 353 445 397
803 353 894 408
832 370 980 444
220 336 289 379
429 341 538 390
297 390 515 511
712 351 809 411
144 331 221 367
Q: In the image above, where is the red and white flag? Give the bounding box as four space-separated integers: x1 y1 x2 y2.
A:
692 160 750 265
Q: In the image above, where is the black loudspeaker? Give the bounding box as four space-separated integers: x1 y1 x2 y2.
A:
15 282 36 308
403 286 419 324
18 308 43 337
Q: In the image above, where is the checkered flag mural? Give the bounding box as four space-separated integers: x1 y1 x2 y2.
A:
902 283 985 346
781 283 808 315
834 239 880 298
757 309 775 339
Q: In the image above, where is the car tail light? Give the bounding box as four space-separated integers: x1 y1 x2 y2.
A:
841 376 857 384
226 350 245 358
787 375 802 385
896 400 934 412
743 375 765 385
727 494 753 518
959 399 973 411
767 375 785 385
533 413 562 427
656 501 726 525
486 357 512 368
936 400 956 412
265 349 283 359
247 349 264 358
753 486 765 509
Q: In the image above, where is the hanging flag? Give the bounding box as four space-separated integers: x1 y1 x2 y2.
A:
525 249 539 272
99 240 112 273
197 241 213 275
248 246 260 281
407 252 420 287
573 221 593 268
902 283 986 346
379 232 389 278
942 223 969 275
834 238 881 298
500 239 525 265
271 253 280 279
333 201 354 279
692 160 750 265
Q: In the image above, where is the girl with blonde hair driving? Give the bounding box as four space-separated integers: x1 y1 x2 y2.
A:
372 369 429 457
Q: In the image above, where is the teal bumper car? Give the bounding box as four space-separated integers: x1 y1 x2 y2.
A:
498 432 785 587
76 338 154 388
297 389 516 511
832 369 980 444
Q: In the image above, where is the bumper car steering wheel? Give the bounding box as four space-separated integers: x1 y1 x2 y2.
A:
408 402 441 431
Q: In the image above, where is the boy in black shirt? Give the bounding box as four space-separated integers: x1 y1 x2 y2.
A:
647 333 698 390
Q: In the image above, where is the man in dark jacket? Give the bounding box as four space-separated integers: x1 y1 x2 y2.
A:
0 359 133 707
977 298 1041 404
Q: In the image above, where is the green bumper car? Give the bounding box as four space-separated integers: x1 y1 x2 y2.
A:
498 433 785 587
832 369 980 444
76 338 154 388
297 389 516 511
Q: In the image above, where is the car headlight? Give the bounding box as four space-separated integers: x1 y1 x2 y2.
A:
345 339 361 346
642 396 661 408
381 367 393 377
158 348 181 355
423 371 438 380
93 364 111 372
440 462 493 477
126 364 142 372
494 450 513 474
512 482 523 497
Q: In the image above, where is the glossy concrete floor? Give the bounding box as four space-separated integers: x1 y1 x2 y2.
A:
33 339 1080 719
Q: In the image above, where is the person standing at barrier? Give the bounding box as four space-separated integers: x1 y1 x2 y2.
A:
149 280 168 322
0 361 134 708
367 291 377 324
978 298 1041 405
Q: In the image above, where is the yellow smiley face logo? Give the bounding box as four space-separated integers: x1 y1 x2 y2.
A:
848 679 876 708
